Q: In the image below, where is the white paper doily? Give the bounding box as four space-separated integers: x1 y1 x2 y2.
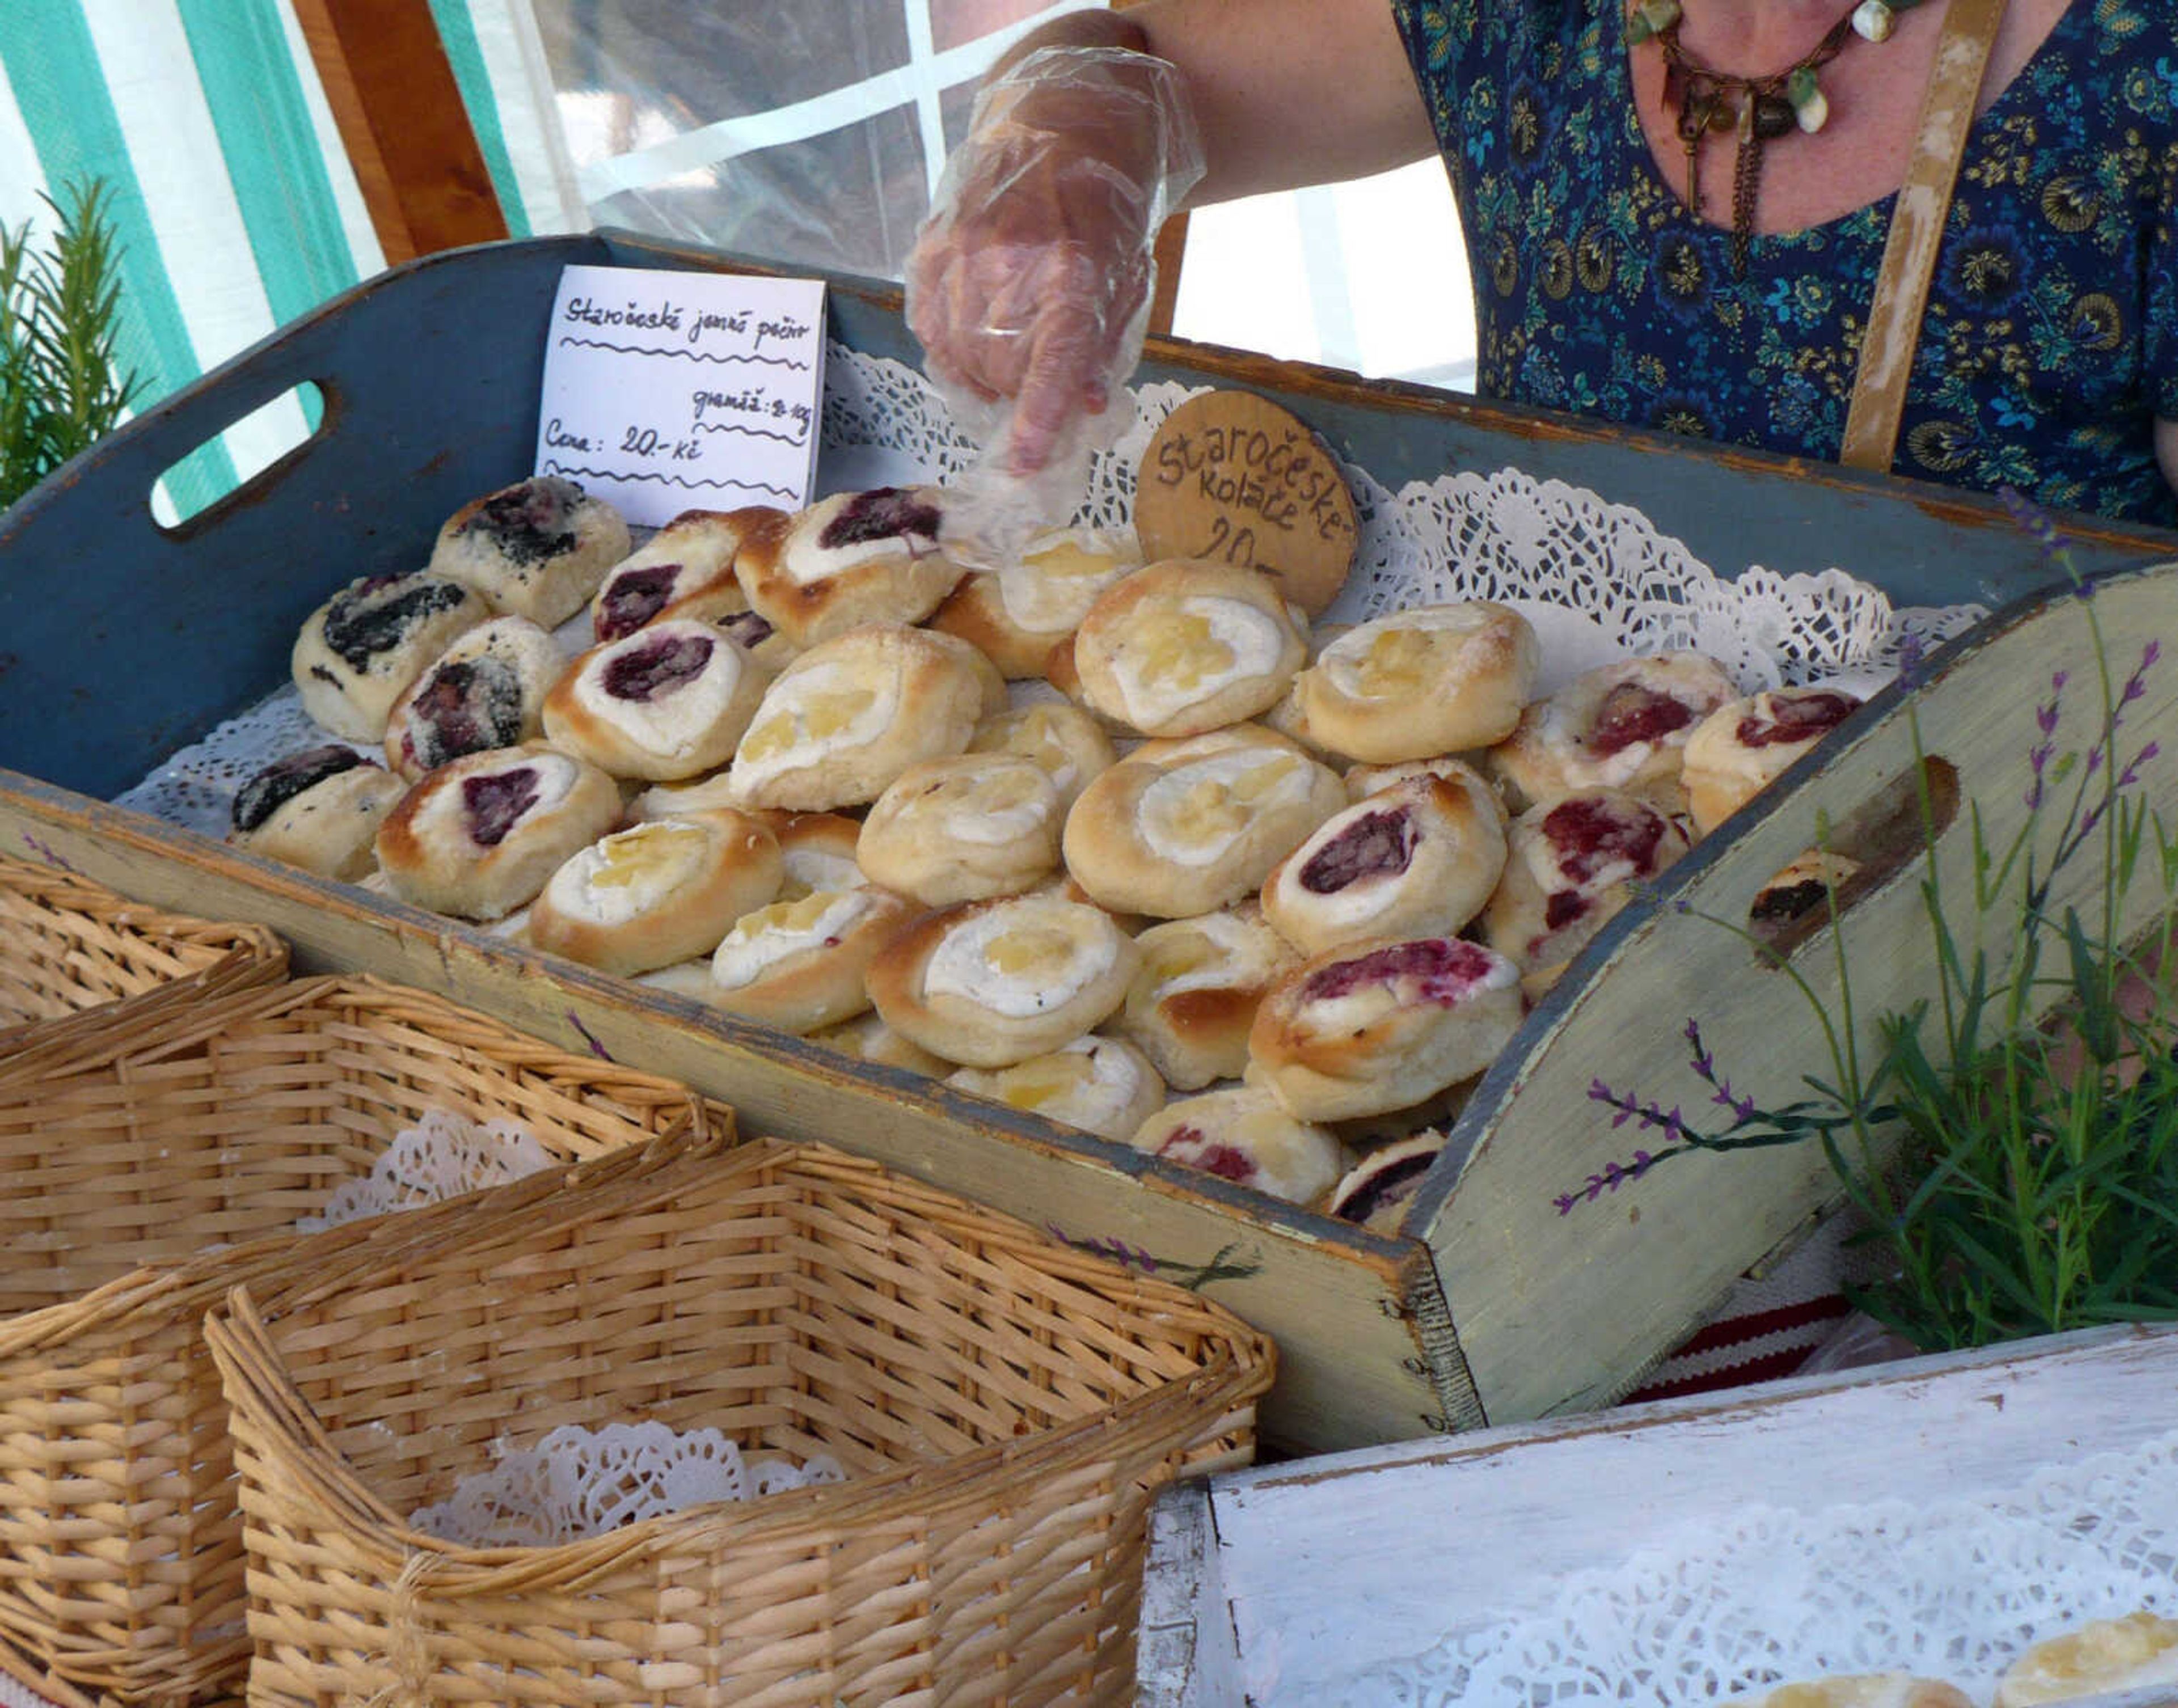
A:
409 1421 847 1548
296 1107 558 1233
1325 1426 2178 1706
117 342 1985 838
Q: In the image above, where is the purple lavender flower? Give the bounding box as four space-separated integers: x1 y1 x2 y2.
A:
2119 741 2161 790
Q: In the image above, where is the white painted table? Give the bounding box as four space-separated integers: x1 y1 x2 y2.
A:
1138 1322 2178 1705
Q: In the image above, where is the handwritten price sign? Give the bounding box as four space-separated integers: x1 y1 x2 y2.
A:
534 264 828 527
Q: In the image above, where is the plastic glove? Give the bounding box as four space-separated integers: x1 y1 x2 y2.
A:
906 45 1205 555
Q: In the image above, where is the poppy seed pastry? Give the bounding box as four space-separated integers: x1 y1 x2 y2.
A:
1683 683 1865 835
725 623 1006 811
373 741 622 921
966 700 1118 813
1489 650 1740 815
1130 1086 1345 1206
1724 1677 1975 1708
383 615 565 781
946 1035 1167 1141
542 618 772 782
1071 560 1310 737
1260 768 1509 954
292 568 493 743
1062 726 1347 919
703 885 913 1034
526 809 782 977
1480 788 1694 991
1994 1611 2178 1706
867 893 1139 1068
1322 1129 1448 1233
1293 600 1539 763
926 526 1141 678
856 753 1063 906
1115 904 1302 1091
428 475 630 628
734 485 967 648
588 506 780 642
229 745 407 882
1248 934 1524 1122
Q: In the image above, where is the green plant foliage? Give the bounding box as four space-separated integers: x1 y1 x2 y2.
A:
0 180 143 513
1567 505 2178 1355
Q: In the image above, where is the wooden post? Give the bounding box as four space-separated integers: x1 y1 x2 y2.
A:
292 0 510 263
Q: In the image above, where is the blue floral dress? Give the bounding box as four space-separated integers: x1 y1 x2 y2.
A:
1385 0 2178 526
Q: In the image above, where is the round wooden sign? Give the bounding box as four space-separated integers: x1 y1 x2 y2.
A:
1132 390 1359 616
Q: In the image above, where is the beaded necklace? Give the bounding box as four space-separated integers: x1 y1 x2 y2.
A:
1627 0 1925 274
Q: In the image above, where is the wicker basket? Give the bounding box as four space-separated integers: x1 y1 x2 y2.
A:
0 853 286 1055
0 973 716 1708
203 1128 1277 1708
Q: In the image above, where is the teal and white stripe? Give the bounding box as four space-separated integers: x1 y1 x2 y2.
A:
0 0 572 522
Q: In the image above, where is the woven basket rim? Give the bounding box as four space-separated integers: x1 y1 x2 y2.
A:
0 972 714 1356
207 1134 1276 1583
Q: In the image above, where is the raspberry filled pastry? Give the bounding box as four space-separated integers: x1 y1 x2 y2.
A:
1249 935 1523 1122
1260 768 1508 954
542 618 771 782
1130 1086 1345 1206
1322 1130 1447 1234
374 741 621 921
1682 683 1864 836
1480 788 1693 993
734 485 967 648
1488 651 1737 814
587 506 779 641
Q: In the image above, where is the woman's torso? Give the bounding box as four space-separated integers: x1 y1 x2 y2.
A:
1386 0 2178 526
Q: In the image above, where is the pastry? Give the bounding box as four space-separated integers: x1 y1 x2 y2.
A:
292 568 492 742
588 507 778 641
733 485 967 648
1995 1611 2178 1706
1724 1679 1974 1708
382 615 565 781
1061 726 1346 919
1292 601 1539 763
1480 788 1693 991
1115 904 1302 1091
1322 1129 1447 1233
541 618 771 781
946 1035 1167 1140
1259 768 1508 954
1343 754 1495 804
1129 1086 1345 1205
1071 560 1310 737
965 699 1118 813
374 741 622 921
866 893 1139 1068
1248 934 1525 1121
1683 683 1865 835
856 753 1063 906
806 1009 951 1077
704 885 914 1034
428 475 630 627
1750 847 1865 938
756 810 867 897
1488 650 1738 814
526 809 782 977
926 526 1141 678
229 745 406 882
725 623 1005 810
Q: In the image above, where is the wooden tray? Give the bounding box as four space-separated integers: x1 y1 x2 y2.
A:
1137 1322 2178 1705
3 229 2174 1453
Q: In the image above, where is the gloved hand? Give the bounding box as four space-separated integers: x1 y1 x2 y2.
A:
906 45 1205 540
